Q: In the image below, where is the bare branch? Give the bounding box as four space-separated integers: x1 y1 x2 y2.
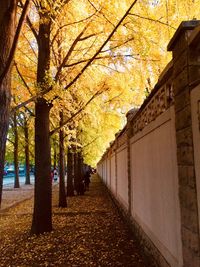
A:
79 32 100 41
104 92 123 103
14 62 33 96
7 138 15 145
129 13 176 29
94 63 120 73
65 53 158 68
26 16 39 42
18 47 37 64
12 95 37 113
101 37 134 53
22 32 37 59
23 106 35 117
87 0 115 27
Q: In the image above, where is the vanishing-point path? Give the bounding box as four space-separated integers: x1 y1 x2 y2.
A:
0 175 151 267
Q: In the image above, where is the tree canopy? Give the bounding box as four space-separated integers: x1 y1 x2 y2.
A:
9 0 200 166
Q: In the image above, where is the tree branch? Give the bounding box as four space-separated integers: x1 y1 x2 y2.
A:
79 32 99 41
23 106 35 117
51 12 97 46
63 0 138 91
26 15 39 42
100 37 134 53
22 32 37 58
50 87 104 136
12 0 139 112
129 13 176 29
7 138 15 145
87 0 115 27
0 0 31 86
14 61 33 96
65 53 159 68
18 47 37 64
11 94 37 113
82 136 100 148
55 27 86 82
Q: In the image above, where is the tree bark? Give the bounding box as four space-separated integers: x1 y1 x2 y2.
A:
53 139 57 169
74 151 78 192
74 150 83 192
58 112 67 207
13 111 20 188
24 119 30 184
31 11 52 234
31 99 52 234
0 0 18 206
67 147 74 196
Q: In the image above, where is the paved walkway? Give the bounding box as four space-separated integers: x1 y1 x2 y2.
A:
0 175 150 267
1 183 34 211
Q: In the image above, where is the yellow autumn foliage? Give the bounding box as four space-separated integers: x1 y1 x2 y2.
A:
10 0 200 165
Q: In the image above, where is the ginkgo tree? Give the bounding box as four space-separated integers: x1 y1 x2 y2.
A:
1 0 200 234
3 0 140 233
27 0 139 235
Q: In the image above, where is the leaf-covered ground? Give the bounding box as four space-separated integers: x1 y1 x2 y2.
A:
0 175 150 267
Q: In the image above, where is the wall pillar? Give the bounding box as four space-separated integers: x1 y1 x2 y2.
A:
168 20 200 267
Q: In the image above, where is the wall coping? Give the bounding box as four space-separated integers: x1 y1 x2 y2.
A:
189 24 200 46
167 20 200 51
127 60 173 125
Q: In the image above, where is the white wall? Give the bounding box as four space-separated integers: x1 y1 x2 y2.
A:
116 145 128 210
102 160 106 183
130 107 182 267
191 84 200 232
97 107 183 267
106 158 111 188
97 163 102 178
110 154 116 194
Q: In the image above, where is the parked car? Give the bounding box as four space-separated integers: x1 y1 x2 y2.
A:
19 166 25 174
6 165 15 175
6 165 25 175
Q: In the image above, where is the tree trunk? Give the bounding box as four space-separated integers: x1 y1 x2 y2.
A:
78 151 83 181
13 111 20 188
74 151 78 193
31 99 52 234
0 0 17 206
31 11 52 234
67 147 74 196
80 153 84 179
58 112 67 207
53 139 57 169
74 150 83 193
24 119 30 185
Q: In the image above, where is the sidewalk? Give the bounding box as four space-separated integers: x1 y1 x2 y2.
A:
1 183 34 211
0 175 150 267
